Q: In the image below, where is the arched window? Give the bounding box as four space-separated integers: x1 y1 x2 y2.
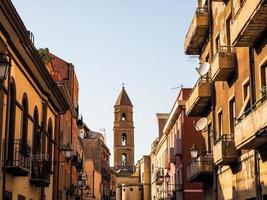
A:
122 153 127 166
122 133 127 146
7 82 16 162
33 107 41 154
21 94 28 144
122 113 126 121
47 119 53 162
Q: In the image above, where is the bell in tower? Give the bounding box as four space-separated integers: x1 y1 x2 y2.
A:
113 86 135 174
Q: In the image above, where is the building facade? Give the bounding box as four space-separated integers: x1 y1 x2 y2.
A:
163 88 204 200
150 113 169 200
45 53 83 200
184 0 267 199
0 1 68 199
82 124 111 200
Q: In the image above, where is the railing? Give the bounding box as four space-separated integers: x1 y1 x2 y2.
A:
214 46 236 56
30 154 51 186
4 139 31 174
187 75 211 99
236 90 267 124
187 152 214 181
215 134 234 145
184 6 209 42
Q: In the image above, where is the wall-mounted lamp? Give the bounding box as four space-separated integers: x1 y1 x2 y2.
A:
0 53 11 89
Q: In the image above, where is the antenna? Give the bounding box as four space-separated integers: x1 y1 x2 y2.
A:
196 62 210 76
194 118 208 131
171 84 184 90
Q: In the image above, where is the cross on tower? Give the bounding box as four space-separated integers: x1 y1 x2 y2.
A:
121 82 126 88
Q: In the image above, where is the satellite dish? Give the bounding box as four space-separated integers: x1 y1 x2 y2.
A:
196 62 210 76
195 118 208 131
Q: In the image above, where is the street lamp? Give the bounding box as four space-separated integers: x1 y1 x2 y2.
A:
165 173 170 184
0 53 11 89
64 150 72 159
78 175 85 187
190 144 198 159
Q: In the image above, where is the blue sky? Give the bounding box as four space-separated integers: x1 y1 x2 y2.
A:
12 0 199 164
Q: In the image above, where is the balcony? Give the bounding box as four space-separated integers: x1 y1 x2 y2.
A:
213 134 238 165
211 46 236 81
187 153 213 182
30 154 51 187
186 76 211 117
235 96 267 150
184 7 209 55
155 168 164 185
231 0 267 46
4 139 31 176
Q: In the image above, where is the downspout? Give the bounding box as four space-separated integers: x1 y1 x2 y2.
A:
57 114 61 200
249 46 262 200
93 170 95 198
207 0 218 199
2 58 11 200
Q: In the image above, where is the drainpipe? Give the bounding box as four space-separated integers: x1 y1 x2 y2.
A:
249 46 262 200
254 150 262 200
207 0 218 200
2 57 11 200
93 170 95 198
57 114 61 200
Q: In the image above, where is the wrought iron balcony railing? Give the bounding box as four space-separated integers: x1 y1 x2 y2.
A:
30 154 51 187
4 139 31 176
187 152 214 182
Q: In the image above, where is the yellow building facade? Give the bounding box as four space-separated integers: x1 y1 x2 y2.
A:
184 0 267 199
0 1 68 199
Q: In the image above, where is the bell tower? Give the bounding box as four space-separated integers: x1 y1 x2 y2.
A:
113 86 134 174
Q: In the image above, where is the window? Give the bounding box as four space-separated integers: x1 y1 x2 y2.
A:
229 98 236 134
33 107 41 154
260 64 267 101
122 133 127 146
215 34 220 53
122 113 126 121
226 15 232 46
47 119 53 162
207 123 213 153
122 153 127 166
4 191 12 200
7 82 16 162
21 95 28 144
218 111 223 139
243 81 251 112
